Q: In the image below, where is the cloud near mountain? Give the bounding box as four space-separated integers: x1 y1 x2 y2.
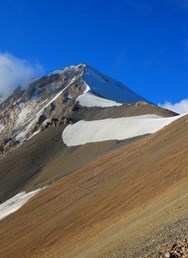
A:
159 99 188 114
0 52 43 103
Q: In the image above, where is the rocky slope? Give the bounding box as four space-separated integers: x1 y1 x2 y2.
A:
0 114 188 257
0 64 85 153
0 64 178 203
0 64 186 258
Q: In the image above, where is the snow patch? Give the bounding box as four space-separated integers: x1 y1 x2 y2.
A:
0 188 44 220
0 123 5 132
62 114 184 146
77 92 122 107
14 105 33 128
76 83 122 107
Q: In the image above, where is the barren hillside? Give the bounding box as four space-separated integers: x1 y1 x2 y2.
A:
0 115 187 258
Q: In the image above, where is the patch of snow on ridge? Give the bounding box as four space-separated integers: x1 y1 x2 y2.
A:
82 66 147 104
77 92 122 107
62 114 184 146
77 83 122 107
0 188 44 220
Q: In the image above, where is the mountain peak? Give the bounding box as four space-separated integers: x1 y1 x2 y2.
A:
47 63 147 104
0 64 153 153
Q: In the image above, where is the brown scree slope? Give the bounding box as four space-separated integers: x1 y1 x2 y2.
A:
0 115 188 257
0 102 175 203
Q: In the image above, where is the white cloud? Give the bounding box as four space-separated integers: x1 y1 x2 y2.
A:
159 99 188 114
0 52 44 103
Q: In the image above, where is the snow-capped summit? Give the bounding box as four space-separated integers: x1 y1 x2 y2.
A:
0 64 175 154
46 63 147 107
0 64 147 149
81 65 147 105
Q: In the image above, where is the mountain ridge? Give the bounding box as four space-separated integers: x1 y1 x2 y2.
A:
0 63 173 155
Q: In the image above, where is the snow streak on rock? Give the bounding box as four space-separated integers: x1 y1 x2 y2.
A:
0 188 44 220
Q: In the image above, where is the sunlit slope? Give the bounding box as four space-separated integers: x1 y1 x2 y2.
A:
0 115 188 257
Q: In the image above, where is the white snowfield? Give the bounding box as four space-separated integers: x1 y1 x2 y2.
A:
77 92 122 107
0 188 43 220
77 83 122 108
62 114 184 147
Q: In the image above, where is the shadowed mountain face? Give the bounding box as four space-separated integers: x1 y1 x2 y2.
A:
0 64 184 258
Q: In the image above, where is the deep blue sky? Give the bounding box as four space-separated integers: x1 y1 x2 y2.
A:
0 0 188 104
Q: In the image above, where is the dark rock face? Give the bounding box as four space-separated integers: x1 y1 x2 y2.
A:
0 138 20 154
0 65 87 154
